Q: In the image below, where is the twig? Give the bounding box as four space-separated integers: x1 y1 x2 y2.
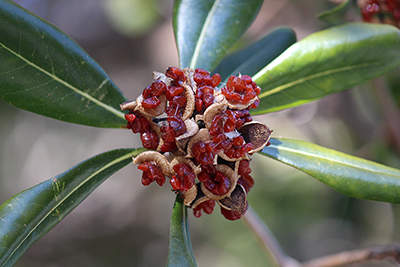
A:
300 244 400 267
242 206 300 267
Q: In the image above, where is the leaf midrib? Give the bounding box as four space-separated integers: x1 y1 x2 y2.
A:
255 61 382 99
0 41 125 120
189 0 221 69
266 142 400 177
2 152 133 266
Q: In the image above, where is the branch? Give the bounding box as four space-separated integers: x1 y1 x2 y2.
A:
300 244 400 267
243 206 300 267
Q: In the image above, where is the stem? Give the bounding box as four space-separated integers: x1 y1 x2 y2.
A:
242 206 300 267
300 244 400 267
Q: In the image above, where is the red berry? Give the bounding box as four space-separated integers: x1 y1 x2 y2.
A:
124 113 136 122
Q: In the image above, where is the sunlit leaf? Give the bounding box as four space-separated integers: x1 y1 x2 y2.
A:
0 148 145 267
259 138 400 203
173 0 263 71
252 23 400 114
0 0 128 128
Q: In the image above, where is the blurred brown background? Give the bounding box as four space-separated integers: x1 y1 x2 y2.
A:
1 0 400 266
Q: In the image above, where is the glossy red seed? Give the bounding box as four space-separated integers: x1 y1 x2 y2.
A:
211 73 221 87
166 67 186 84
209 114 224 136
138 162 165 186
161 125 175 143
238 160 251 176
152 80 167 96
220 206 242 221
142 96 161 109
203 170 230 196
170 164 195 191
160 141 177 152
166 86 184 100
232 136 244 146
140 130 159 150
168 116 187 137
193 199 215 218
124 113 136 122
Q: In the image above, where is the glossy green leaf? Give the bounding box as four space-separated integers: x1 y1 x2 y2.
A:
167 195 196 267
173 0 263 71
259 138 400 203
317 0 350 24
252 23 400 115
0 148 145 267
212 27 297 82
0 0 128 128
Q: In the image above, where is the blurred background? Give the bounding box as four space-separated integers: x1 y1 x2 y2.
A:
1 0 400 266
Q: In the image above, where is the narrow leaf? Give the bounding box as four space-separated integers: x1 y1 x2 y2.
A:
167 195 196 267
0 0 128 128
252 23 400 115
0 148 145 267
317 0 350 24
259 138 400 203
173 0 263 71
212 27 297 82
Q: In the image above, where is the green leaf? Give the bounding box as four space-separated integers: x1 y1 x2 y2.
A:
212 27 297 82
173 0 263 71
0 0 128 128
317 0 350 25
0 148 145 267
167 195 196 267
259 138 400 203
252 23 400 115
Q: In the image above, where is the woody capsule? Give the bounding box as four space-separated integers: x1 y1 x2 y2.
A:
120 67 271 220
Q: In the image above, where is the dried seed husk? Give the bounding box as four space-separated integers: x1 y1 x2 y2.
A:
186 128 212 158
181 184 197 206
153 71 173 86
218 151 250 162
181 84 195 121
203 97 228 129
189 183 208 208
226 95 260 110
201 164 238 201
133 151 173 176
183 67 196 93
170 156 200 175
237 121 272 154
218 184 248 215
120 100 137 111
176 119 198 142
135 94 167 117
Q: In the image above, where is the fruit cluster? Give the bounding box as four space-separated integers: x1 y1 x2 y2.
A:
120 67 271 220
358 0 400 26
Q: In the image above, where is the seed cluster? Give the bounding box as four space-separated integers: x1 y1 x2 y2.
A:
358 0 400 26
121 67 271 221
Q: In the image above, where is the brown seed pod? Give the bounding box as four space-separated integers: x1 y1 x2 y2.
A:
183 67 196 93
135 94 167 117
226 96 260 110
181 84 196 121
201 164 238 201
181 184 198 206
189 183 208 209
237 121 272 154
186 128 212 158
176 119 199 142
203 97 228 129
217 150 250 162
218 184 248 215
133 151 174 176
120 100 137 111
153 71 173 86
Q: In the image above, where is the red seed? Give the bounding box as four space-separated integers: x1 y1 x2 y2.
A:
211 73 221 87
124 113 136 122
193 199 215 218
220 206 242 220
140 130 159 150
142 96 161 109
